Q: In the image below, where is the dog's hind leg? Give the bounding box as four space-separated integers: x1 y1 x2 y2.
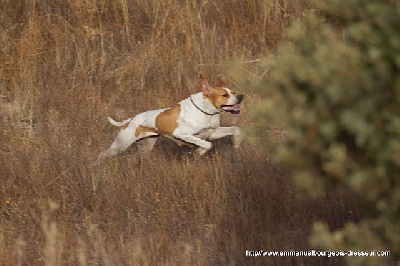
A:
136 137 158 155
94 136 134 165
95 120 159 165
94 118 138 165
94 146 119 165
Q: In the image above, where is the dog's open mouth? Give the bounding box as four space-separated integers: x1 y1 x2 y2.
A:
221 104 241 114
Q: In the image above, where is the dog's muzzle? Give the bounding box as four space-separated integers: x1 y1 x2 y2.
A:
221 94 244 114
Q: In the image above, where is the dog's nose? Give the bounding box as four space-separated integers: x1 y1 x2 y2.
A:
236 94 244 104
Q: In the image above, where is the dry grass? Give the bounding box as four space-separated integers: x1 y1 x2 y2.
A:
1 1 357 265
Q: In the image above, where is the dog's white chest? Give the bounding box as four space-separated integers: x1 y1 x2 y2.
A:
175 95 220 135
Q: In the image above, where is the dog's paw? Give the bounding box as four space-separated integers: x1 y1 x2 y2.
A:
204 141 213 150
234 137 242 148
195 146 210 156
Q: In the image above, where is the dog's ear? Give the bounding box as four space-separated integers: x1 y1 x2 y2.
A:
217 75 227 87
200 74 213 95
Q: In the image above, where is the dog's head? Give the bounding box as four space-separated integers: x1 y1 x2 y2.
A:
200 75 244 114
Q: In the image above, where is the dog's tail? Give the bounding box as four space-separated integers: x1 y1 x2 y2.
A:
107 117 127 127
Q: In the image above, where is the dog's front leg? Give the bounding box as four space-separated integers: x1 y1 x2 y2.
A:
173 134 212 156
208 126 242 148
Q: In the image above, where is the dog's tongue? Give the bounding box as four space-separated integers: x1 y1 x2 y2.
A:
222 104 240 114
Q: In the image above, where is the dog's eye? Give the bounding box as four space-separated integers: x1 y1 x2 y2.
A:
222 94 229 98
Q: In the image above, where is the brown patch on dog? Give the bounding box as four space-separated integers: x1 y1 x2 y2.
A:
155 104 181 136
135 125 156 138
122 121 130 130
200 75 234 109
204 87 231 109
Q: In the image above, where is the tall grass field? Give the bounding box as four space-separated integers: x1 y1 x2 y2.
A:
1 1 357 264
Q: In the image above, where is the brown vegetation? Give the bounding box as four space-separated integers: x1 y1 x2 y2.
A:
1 1 356 264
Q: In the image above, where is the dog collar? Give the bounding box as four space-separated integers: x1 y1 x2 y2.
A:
190 96 220 115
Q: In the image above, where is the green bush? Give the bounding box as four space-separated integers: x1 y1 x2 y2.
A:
239 0 400 264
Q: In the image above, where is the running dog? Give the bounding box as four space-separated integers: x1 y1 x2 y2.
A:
95 75 243 164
